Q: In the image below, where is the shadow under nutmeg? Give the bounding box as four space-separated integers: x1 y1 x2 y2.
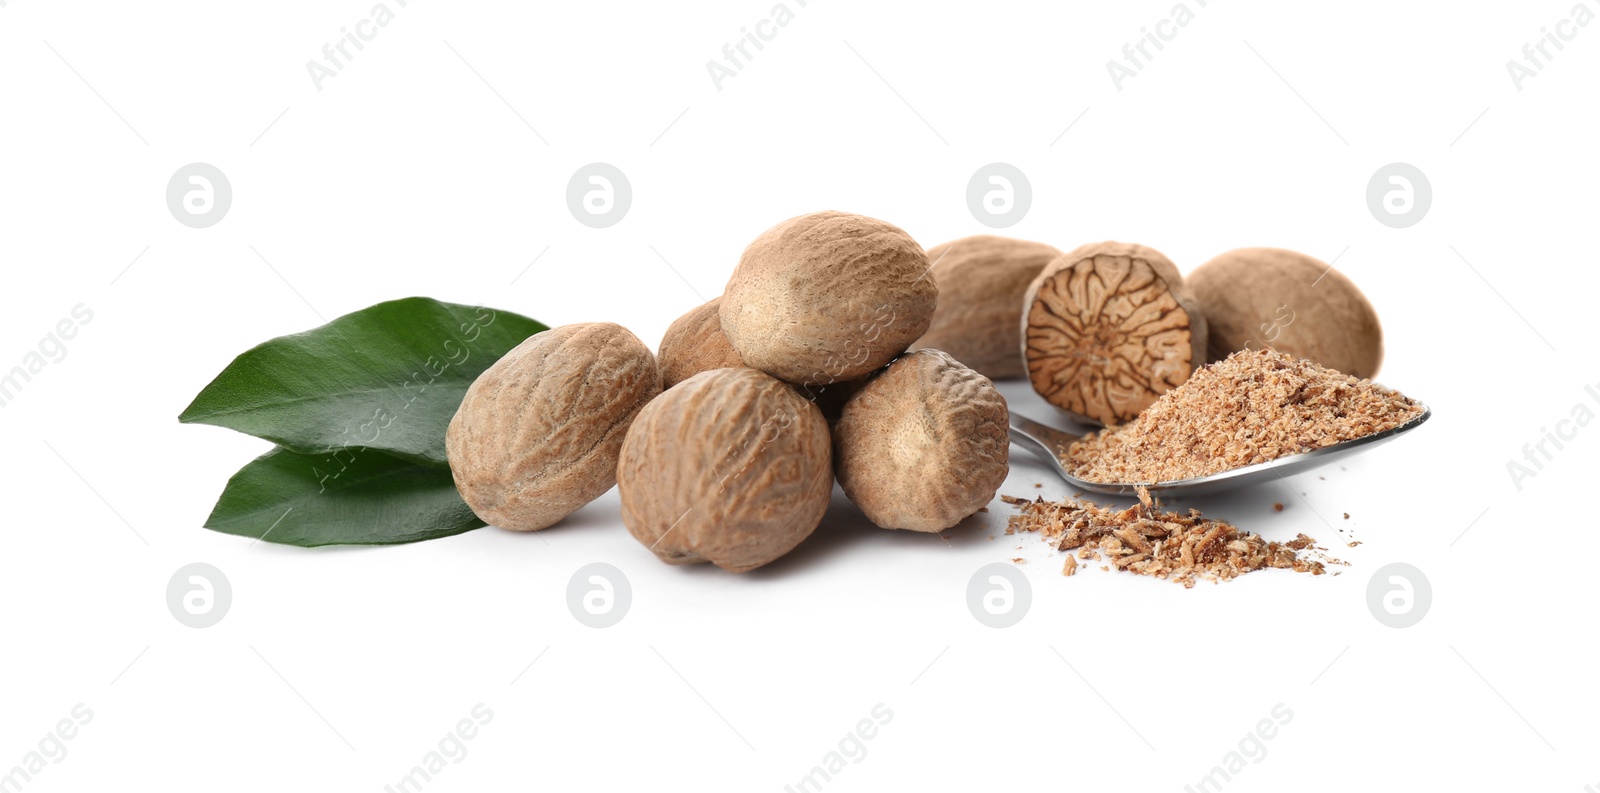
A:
743 486 991 580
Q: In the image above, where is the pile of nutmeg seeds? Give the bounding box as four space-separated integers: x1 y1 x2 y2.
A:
448 211 1011 573
447 216 1420 580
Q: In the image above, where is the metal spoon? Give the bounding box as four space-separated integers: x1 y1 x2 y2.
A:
1009 406 1432 497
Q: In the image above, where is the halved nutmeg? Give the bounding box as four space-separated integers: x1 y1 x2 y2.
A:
1021 241 1206 426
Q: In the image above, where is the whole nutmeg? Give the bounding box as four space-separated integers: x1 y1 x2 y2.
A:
658 297 744 388
833 349 1009 532
618 367 832 573
447 322 661 531
1022 241 1206 427
914 235 1063 379
721 211 936 386
1188 247 1384 379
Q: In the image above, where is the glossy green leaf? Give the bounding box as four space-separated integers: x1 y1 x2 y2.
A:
204 446 484 546
179 297 546 466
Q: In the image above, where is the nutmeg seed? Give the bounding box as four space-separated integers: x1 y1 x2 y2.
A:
618 367 833 573
833 349 1010 532
914 235 1062 379
658 296 744 389
446 322 661 531
1187 247 1384 379
721 211 936 386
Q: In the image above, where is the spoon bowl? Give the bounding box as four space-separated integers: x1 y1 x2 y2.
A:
1009 406 1432 497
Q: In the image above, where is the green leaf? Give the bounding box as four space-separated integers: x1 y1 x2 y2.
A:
204 446 485 546
179 297 547 466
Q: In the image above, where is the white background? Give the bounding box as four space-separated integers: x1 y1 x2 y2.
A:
3 0 1597 790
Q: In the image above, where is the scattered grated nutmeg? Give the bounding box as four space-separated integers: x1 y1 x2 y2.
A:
1065 349 1424 484
1005 487 1330 588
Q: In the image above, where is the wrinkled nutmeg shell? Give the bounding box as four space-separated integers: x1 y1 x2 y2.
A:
833 349 1010 532
721 211 936 386
914 235 1064 379
658 297 745 389
446 322 661 531
618 367 833 573
1187 247 1384 380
